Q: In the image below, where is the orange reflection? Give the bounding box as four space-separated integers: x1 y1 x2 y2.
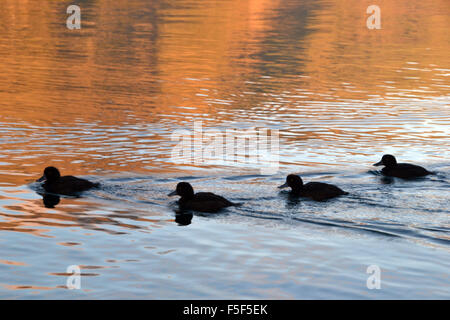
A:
0 0 448 182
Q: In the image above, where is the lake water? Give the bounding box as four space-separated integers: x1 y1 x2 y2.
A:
0 0 449 299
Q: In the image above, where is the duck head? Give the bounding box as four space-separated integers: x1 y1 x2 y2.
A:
374 154 397 167
168 182 195 198
278 174 304 192
37 167 61 183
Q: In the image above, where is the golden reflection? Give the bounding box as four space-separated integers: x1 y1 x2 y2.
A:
0 195 170 237
0 0 448 297
0 259 27 266
0 0 448 181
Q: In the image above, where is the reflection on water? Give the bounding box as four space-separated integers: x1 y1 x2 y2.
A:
0 0 449 298
42 194 60 208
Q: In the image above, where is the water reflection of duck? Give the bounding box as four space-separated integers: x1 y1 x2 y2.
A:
374 154 432 179
279 174 348 201
37 166 99 195
175 213 193 226
42 194 60 208
168 182 238 213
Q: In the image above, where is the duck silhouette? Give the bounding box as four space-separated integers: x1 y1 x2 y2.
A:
279 174 348 201
374 154 432 179
37 166 99 195
168 182 238 213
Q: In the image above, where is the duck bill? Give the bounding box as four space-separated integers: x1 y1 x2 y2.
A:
168 190 178 196
278 182 288 189
36 175 46 182
373 161 383 166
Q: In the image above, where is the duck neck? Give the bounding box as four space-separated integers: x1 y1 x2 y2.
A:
291 185 303 194
180 192 194 202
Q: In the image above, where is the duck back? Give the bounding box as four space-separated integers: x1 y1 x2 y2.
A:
382 163 431 179
43 176 99 195
301 182 348 201
180 192 236 213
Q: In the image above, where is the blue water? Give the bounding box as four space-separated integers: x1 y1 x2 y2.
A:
0 0 449 299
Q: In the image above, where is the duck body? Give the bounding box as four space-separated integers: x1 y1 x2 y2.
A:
380 163 430 179
42 176 99 195
37 167 99 196
374 155 431 179
279 174 348 201
297 181 348 201
169 182 237 213
179 192 236 213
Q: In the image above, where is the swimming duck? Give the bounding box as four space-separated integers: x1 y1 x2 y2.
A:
278 174 348 201
37 166 99 195
168 182 237 213
374 154 432 179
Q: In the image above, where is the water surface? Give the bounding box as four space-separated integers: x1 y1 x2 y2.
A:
0 0 449 299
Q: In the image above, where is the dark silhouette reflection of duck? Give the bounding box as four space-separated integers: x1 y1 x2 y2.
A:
175 213 193 226
380 176 394 184
285 193 302 208
42 194 61 208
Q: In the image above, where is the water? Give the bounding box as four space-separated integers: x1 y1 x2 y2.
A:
0 0 449 299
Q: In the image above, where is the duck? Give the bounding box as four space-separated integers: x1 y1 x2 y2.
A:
278 174 348 201
168 182 237 213
373 154 432 179
36 166 99 195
